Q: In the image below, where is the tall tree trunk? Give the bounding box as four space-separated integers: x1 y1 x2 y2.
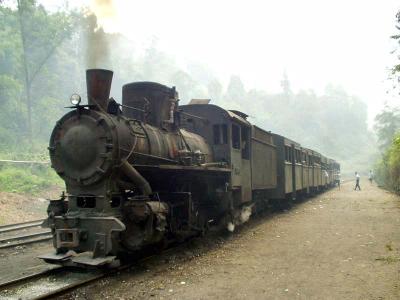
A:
17 0 33 147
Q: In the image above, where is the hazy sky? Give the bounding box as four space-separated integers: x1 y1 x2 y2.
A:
43 0 400 125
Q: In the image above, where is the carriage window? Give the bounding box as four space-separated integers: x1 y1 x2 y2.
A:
285 146 292 162
232 124 240 149
213 124 228 145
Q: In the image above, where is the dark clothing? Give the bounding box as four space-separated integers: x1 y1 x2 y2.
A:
355 179 361 190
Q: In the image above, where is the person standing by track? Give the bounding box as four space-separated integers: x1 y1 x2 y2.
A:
354 172 361 190
368 170 374 184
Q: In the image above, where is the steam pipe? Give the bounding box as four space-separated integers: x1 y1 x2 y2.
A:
86 69 113 111
200 162 228 168
120 159 152 196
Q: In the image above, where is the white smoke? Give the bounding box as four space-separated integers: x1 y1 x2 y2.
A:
89 0 118 32
226 204 254 232
227 222 235 232
85 0 122 69
239 205 253 224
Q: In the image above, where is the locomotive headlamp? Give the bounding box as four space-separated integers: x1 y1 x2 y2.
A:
70 94 81 106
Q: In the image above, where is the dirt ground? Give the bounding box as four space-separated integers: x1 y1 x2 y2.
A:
0 186 62 225
61 180 400 300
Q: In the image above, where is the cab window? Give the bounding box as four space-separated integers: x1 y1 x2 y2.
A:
213 124 228 145
232 124 240 149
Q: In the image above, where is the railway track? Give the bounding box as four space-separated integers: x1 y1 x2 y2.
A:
0 266 106 300
0 245 177 299
0 219 52 249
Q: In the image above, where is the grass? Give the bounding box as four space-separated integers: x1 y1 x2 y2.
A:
386 243 393 251
375 256 400 263
0 164 62 195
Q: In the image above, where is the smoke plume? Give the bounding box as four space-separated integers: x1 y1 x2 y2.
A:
85 0 118 69
90 0 117 24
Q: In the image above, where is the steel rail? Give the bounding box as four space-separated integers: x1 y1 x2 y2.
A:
0 235 52 250
0 267 62 290
0 230 51 244
0 219 45 234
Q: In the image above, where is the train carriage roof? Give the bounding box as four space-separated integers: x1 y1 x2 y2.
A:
272 133 301 148
180 103 251 126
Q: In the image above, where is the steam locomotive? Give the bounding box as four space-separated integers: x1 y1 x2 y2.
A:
40 69 340 267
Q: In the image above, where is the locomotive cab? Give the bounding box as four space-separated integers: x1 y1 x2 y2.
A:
180 103 253 205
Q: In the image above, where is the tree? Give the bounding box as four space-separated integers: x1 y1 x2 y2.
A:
0 1 81 152
374 105 400 150
170 70 197 101
207 78 223 101
225 75 246 105
16 0 76 145
392 10 400 76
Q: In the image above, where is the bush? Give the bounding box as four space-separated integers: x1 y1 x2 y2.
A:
0 164 62 194
374 133 400 191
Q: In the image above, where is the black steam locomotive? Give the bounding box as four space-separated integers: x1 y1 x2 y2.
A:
40 69 340 267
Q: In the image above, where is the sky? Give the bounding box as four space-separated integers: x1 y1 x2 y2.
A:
42 0 400 125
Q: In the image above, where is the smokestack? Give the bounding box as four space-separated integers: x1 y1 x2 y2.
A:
86 69 113 111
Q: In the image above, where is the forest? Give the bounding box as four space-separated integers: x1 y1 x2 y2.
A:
373 11 400 191
0 1 390 193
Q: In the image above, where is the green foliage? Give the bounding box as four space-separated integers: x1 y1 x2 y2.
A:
0 164 62 194
373 10 400 189
374 133 400 191
0 146 63 194
374 106 400 150
0 1 80 150
373 105 400 190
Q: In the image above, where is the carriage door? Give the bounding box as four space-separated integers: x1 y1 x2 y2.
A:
231 122 252 203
